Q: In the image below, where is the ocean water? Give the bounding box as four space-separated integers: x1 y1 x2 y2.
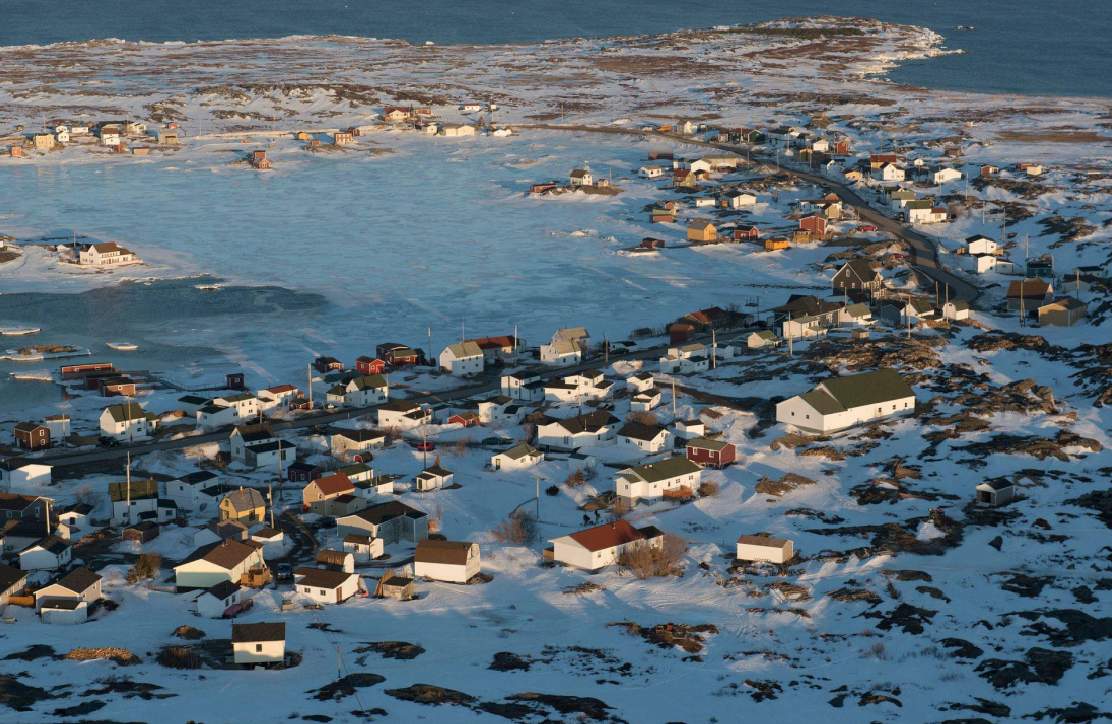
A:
1 0 1109 97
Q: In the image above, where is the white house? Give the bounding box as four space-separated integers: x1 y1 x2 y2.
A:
477 396 524 424
966 234 998 256
19 536 72 571
413 540 480 583
550 519 664 571
34 567 102 615
932 168 962 184
639 165 665 179
229 425 279 463
195 579 247 618
941 300 972 321
540 327 589 366
659 343 709 374
164 470 219 512
376 400 432 430
439 341 484 376
747 330 778 349
415 464 454 492
0 460 53 489
736 534 794 564
536 411 618 449
343 534 384 562
888 188 917 209
232 622 286 665
439 123 476 137
336 500 429 544
327 374 388 408
330 428 386 458
543 369 612 403
965 254 999 274
173 539 267 590
721 190 757 209
615 456 702 504
630 387 661 413
78 242 137 267
294 568 361 604
99 402 149 441
256 384 299 411
196 403 238 431
0 565 27 607
212 393 259 420
100 130 120 146
672 419 705 440
906 205 948 224
876 163 905 182
616 422 671 454
490 442 543 471
625 372 655 394
775 368 916 434
501 372 545 402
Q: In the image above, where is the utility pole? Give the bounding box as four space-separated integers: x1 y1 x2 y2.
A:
125 451 132 526
427 326 433 367
905 295 912 339
671 376 677 416
307 363 313 410
787 311 793 357
710 328 717 369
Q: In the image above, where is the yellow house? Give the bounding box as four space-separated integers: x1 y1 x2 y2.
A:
219 487 266 523
687 221 717 243
764 238 790 252
33 134 55 151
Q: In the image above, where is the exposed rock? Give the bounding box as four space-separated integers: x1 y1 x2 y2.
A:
955 430 1101 466
51 700 106 717
939 638 983 659
743 679 782 702
489 652 532 672
827 587 881 605
975 647 1072 689
1022 701 1110 722
172 625 206 640
385 684 476 707
505 692 618 721
310 673 386 701
609 621 718 655
353 641 425 660
1016 609 1112 646
0 676 51 711
2 645 56 661
755 472 816 496
82 678 174 700
883 569 932 582
1067 489 1112 529
859 603 937 634
999 573 1053 598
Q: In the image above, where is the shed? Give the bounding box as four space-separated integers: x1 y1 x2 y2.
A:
975 479 1016 507
232 622 286 665
736 534 793 564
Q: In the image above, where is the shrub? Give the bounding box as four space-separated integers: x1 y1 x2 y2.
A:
619 535 688 579
565 469 586 487
697 481 719 497
545 485 560 497
126 553 161 583
158 645 201 669
627 411 659 426
491 510 536 545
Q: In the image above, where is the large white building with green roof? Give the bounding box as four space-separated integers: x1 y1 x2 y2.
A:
775 368 916 434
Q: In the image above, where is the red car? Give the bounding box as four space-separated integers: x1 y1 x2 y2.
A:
856 224 879 232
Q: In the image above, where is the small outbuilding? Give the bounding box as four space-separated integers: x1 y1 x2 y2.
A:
232 622 286 665
413 540 481 583
975 479 1017 507
736 534 794 564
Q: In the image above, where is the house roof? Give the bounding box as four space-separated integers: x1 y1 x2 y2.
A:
316 549 352 567
620 456 701 484
54 566 101 593
498 442 541 460
0 564 26 592
296 567 354 589
231 424 274 443
351 374 387 390
203 579 241 601
178 470 218 485
737 534 790 548
252 526 282 540
24 536 69 555
687 436 731 452
445 341 483 359
108 478 158 502
836 260 879 283
550 411 618 435
311 472 355 497
232 622 285 643
1006 279 1052 299
978 478 1015 491
566 520 647 552
179 539 259 571
104 402 145 422
816 368 914 411
415 539 474 566
343 500 426 526
221 487 265 513
332 428 385 442
617 421 666 442
1041 296 1086 311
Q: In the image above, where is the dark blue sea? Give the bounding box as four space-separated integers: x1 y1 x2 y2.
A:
1 0 1109 97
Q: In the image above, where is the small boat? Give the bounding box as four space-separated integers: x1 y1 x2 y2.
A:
2 346 90 362
0 327 41 336
106 342 139 351
955 24 976 31
9 370 53 382
195 283 222 291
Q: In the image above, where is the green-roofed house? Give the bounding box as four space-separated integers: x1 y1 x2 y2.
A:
490 442 543 471
615 456 702 505
98 402 150 441
775 368 916 433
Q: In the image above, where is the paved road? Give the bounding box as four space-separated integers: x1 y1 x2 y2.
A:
25 327 754 471
522 123 982 303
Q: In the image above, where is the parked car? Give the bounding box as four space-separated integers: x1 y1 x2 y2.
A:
275 563 293 582
98 436 120 448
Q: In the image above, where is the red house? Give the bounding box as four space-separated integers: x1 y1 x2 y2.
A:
640 237 666 250
686 437 737 469
832 138 851 155
60 362 114 379
447 412 480 427
13 422 50 451
99 376 138 397
287 461 322 483
355 356 387 375
732 225 760 242
798 214 827 239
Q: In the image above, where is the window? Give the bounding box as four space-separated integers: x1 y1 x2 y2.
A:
320 589 327 595
303 586 310 593
255 644 262 652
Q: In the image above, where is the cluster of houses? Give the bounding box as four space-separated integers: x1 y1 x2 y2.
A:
8 119 181 157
